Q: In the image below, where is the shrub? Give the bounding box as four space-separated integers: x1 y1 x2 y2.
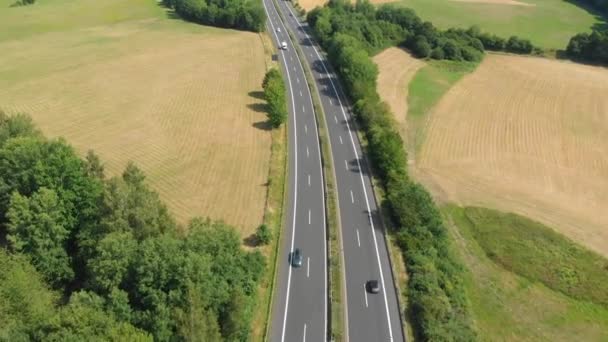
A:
413 36 432 58
506 36 534 54
430 47 445 59
262 68 288 128
256 224 272 245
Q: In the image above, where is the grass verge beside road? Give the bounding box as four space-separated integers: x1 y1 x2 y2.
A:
443 205 608 341
251 33 289 342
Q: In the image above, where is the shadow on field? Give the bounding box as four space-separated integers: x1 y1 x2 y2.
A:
247 103 267 113
156 1 183 20
253 120 273 131
248 90 265 100
243 233 259 247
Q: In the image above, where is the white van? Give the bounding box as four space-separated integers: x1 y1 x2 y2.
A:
281 41 287 50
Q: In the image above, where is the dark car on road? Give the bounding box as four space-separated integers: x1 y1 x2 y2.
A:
366 280 380 294
291 248 303 268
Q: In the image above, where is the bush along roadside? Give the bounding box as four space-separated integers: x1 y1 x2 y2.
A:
307 1 479 340
263 68 288 128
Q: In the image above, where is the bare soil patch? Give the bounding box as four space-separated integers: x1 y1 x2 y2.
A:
414 54 608 257
373 47 425 132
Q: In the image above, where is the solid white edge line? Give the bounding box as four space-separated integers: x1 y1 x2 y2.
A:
283 2 395 340
262 3 298 342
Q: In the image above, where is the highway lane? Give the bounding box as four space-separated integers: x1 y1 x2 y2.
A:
273 1 406 341
263 1 328 341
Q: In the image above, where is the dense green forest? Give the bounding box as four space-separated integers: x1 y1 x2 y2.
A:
307 1 480 340
566 0 608 63
163 0 266 32
0 112 264 341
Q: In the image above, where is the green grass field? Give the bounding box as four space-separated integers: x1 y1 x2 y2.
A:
406 60 476 151
443 205 608 341
394 0 604 50
0 0 166 41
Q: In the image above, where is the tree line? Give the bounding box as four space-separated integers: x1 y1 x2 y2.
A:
308 0 538 64
0 112 264 341
308 1 479 340
567 29 608 64
163 0 266 32
263 68 288 128
565 0 608 64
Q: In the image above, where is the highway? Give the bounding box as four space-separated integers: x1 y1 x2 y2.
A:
267 0 405 341
262 0 328 341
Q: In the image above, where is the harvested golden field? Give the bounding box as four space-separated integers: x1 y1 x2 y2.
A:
413 54 608 257
0 0 270 235
373 47 424 133
297 0 393 11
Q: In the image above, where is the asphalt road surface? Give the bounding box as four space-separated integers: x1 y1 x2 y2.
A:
267 0 406 341
263 0 328 341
